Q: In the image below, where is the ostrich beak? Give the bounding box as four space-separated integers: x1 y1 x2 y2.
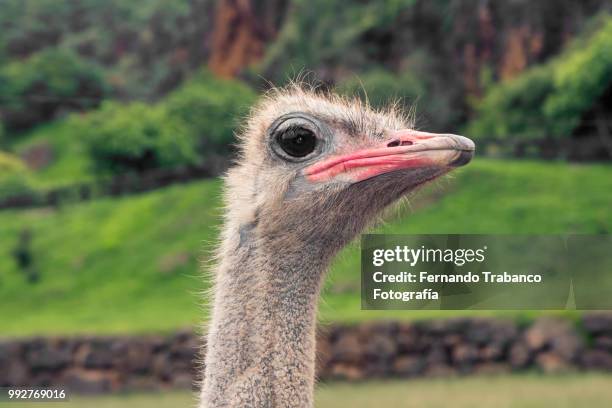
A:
305 130 475 183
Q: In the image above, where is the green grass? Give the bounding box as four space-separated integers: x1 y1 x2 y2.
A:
7 375 612 408
0 159 610 335
315 375 612 407
10 120 94 188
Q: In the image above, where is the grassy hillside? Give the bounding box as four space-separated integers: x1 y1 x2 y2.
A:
0 159 610 335
11 120 94 188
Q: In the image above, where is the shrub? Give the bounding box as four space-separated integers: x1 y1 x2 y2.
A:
80 73 256 175
0 0 213 100
338 68 424 109
164 72 257 156
0 151 35 199
80 102 198 174
467 15 612 158
259 0 417 81
466 65 556 151
0 48 109 132
544 17 612 136
337 64 456 131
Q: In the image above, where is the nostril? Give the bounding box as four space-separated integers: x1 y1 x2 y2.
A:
387 139 413 147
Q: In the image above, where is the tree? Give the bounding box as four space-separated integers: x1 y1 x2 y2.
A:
0 48 108 132
467 15 612 159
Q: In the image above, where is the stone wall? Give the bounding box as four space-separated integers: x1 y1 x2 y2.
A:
2 315 612 394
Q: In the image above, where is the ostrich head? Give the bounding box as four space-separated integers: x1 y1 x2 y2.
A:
202 86 474 407
223 86 474 258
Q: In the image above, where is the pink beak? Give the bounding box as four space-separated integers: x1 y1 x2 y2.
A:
305 130 475 183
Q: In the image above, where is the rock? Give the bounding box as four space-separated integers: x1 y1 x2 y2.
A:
465 319 517 346
61 369 120 394
426 346 448 367
550 333 582 362
123 341 155 374
452 344 479 366
524 318 582 360
0 359 29 386
26 339 73 371
524 323 548 351
0 341 23 364
168 358 192 375
486 320 518 345
363 360 390 378
172 373 195 389
536 352 573 374
75 341 116 369
0 341 26 386
396 325 424 353
581 350 612 370
30 372 54 387
152 353 173 381
150 336 170 353
169 336 198 364
171 329 196 345
443 334 463 348
1 319 609 391
479 344 504 361
329 363 364 381
509 341 531 369
363 334 397 361
392 356 424 376
327 325 348 342
594 336 612 352
331 332 362 364
583 313 612 335
315 335 332 377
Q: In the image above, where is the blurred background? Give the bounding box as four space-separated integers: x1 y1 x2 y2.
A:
0 0 611 407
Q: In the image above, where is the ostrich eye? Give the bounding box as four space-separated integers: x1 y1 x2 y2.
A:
276 126 317 158
268 112 329 162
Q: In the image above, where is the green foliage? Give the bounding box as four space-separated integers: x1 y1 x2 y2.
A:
79 102 197 174
0 151 35 198
260 0 417 80
467 65 556 143
337 60 457 131
11 120 94 188
0 159 610 335
0 0 213 100
338 68 424 110
544 17 612 136
9 73 257 182
79 72 255 175
164 72 257 155
0 48 108 131
467 16 612 156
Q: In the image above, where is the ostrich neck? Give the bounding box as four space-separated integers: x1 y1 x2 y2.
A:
201 229 331 408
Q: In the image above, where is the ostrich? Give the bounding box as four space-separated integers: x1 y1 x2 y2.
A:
200 86 474 407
